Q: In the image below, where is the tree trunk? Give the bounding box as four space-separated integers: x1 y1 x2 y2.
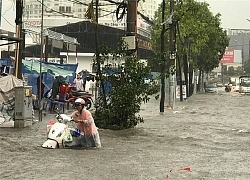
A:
188 69 193 96
183 54 189 97
177 54 183 101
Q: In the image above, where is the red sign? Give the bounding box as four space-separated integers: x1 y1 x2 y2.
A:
220 50 234 63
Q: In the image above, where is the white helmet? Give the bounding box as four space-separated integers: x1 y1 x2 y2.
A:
75 98 85 105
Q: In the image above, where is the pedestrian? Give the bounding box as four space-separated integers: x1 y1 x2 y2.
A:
51 75 64 99
71 98 101 148
37 74 45 110
37 74 45 98
73 73 84 91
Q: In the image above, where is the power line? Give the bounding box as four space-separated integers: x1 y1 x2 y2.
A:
1 15 15 27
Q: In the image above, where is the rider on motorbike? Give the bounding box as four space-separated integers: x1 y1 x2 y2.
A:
71 98 101 148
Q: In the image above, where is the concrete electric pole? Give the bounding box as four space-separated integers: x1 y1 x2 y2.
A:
38 0 44 122
159 0 166 113
127 0 137 35
15 0 23 79
168 0 176 109
126 0 137 54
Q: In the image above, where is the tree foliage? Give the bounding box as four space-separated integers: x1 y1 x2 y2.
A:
150 0 229 80
93 41 160 130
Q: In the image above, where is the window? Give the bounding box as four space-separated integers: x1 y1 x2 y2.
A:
66 6 71 13
59 6 65 12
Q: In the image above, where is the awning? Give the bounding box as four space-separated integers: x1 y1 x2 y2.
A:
22 59 75 77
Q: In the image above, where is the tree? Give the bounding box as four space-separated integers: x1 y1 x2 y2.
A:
243 61 250 74
236 66 243 75
93 41 160 129
227 66 235 76
150 0 229 95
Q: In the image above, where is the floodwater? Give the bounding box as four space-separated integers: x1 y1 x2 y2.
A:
1 88 250 179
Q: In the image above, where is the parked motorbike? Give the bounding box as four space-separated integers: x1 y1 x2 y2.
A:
41 110 83 149
225 84 232 92
68 90 94 110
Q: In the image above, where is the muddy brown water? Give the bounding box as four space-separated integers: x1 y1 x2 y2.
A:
1 89 250 179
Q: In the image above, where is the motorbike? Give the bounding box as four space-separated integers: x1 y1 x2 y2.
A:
225 84 232 92
67 87 94 110
42 110 83 149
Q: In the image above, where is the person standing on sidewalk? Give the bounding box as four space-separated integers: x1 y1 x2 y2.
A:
73 73 84 91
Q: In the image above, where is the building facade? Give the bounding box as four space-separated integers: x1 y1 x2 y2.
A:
22 0 161 55
226 28 250 64
23 0 160 29
23 0 160 19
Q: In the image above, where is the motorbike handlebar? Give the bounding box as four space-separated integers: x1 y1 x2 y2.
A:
56 114 74 123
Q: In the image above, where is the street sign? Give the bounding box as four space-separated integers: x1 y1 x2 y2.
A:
176 85 186 99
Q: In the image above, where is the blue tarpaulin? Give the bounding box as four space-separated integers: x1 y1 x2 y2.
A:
0 58 78 95
22 60 78 95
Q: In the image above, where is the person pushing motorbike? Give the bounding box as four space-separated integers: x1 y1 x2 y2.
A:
71 98 101 148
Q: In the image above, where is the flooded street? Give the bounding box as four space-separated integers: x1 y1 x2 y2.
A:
1 88 250 179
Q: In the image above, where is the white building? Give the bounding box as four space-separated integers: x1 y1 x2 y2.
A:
23 0 161 41
23 0 160 22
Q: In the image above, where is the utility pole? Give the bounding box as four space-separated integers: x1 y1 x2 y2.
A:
168 0 176 109
95 0 107 104
22 29 25 60
95 0 99 70
159 0 166 113
15 0 23 79
126 0 137 54
39 0 44 121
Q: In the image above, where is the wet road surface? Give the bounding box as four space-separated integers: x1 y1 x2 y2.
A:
1 88 250 179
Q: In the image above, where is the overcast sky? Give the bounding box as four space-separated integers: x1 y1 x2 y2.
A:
199 0 250 29
1 0 250 32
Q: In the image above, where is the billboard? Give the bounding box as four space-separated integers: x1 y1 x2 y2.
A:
220 49 234 63
176 85 187 99
0 0 15 32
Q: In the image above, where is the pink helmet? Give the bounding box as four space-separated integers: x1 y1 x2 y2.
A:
75 98 85 105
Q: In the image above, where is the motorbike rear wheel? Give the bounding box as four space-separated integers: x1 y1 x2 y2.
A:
85 98 92 110
70 98 92 110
